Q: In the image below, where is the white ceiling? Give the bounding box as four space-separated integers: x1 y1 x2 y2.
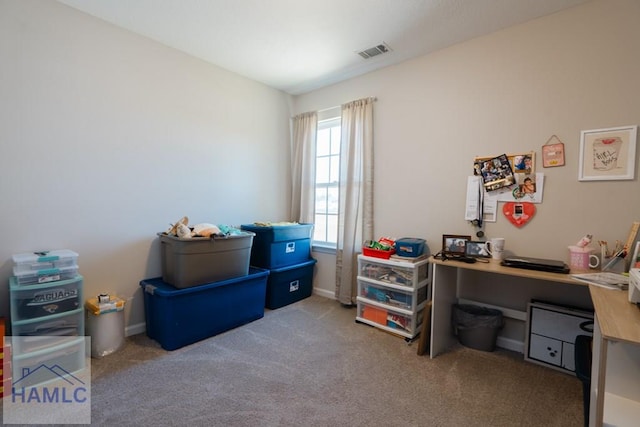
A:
57 0 590 95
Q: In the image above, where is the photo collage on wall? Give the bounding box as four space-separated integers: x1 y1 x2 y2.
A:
468 151 545 224
474 154 515 192
473 152 543 203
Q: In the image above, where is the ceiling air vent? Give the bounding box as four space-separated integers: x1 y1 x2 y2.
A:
357 42 391 59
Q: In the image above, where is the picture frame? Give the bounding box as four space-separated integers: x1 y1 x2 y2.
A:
442 234 471 256
509 152 535 174
464 241 490 258
542 143 565 168
475 152 535 175
578 125 638 181
474 154 516 191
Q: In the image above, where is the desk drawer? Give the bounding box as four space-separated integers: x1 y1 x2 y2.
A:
526 302 593 374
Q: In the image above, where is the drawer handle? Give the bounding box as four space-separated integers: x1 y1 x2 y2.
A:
579 320 594 333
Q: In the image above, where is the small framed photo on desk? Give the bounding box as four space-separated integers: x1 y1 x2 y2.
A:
442 234 471 257
465 241 490 258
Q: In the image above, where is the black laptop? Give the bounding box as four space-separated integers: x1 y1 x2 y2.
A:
501 256 570 274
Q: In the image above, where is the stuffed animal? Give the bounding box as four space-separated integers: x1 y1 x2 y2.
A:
176 222 192 238
191 223 220 238
167 216 221 238
167 216 189 236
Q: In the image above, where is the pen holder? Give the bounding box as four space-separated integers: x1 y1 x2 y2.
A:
601 256 626 273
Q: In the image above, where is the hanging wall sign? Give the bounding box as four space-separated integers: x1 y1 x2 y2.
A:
542 135 565 167
503 202 536 228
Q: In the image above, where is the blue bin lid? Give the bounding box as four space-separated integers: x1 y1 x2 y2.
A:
396 238 426 244
268 258 317 274
141 267 269 296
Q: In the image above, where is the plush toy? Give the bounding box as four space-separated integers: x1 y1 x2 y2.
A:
191 223 220 238
167 216 189 236
167 216 221 238
176 222 192 238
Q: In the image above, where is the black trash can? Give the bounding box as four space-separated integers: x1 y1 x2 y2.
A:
452 304 503 352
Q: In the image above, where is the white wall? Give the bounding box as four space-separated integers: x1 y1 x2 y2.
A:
2 0 639 331
302 0 640 296
0 0 293 329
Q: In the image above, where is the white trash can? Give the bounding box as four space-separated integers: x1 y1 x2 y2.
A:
85 294 125 358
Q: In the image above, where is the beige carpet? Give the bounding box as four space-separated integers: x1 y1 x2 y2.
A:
82 295 583 426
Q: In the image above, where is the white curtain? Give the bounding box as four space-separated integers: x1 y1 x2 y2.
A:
335 97 375 305
290 111 317 223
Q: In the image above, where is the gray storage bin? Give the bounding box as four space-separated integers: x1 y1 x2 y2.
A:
452 304 503 352
158 232 254 288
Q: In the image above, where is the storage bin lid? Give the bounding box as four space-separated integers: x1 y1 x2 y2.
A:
140 267 270 296
12 249 78 265
157 231 255 242
268 258 317 273
396 238 426 244
240 223 313 241
85 295 125 315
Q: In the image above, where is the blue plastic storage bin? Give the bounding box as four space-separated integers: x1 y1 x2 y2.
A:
265 258 316 309
140 267 269 351
395 238 426 257
240 223 313 269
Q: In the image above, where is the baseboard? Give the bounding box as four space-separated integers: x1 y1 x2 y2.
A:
126 289 336 337
123 291 339 337
313 288 335 300
126 322 146 337
497 336 524 354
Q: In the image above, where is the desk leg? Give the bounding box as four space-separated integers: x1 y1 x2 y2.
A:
590 318 606 427
416 301 432 356
430 263 459 358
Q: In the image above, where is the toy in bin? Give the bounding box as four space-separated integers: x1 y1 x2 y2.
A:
363 237 396 259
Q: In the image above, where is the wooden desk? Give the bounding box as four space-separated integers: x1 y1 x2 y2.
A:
429 256 588 358
589 285 640 427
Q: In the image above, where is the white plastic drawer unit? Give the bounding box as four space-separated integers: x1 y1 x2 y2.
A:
525 301 594 374
11 308 84 354
356 300 424 339
9 275 83 321
11 337 87 388
358 256 429 288
358 280 427 311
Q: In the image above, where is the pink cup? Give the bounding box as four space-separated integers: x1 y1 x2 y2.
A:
568 246 600 271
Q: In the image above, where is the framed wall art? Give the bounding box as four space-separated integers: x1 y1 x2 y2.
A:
578 125 637 181
542 135 565 168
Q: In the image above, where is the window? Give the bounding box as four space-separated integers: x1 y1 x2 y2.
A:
314 117 341 246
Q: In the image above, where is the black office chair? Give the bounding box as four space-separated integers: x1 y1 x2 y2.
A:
574 333 593 427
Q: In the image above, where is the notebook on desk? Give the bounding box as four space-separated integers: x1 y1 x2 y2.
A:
501 256 570 274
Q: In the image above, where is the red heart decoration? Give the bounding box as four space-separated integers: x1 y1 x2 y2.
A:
503 202 536 228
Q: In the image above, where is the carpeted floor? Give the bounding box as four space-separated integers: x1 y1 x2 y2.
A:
8 294 586 426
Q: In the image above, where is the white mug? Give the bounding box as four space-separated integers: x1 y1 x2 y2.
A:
484 238 506 260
